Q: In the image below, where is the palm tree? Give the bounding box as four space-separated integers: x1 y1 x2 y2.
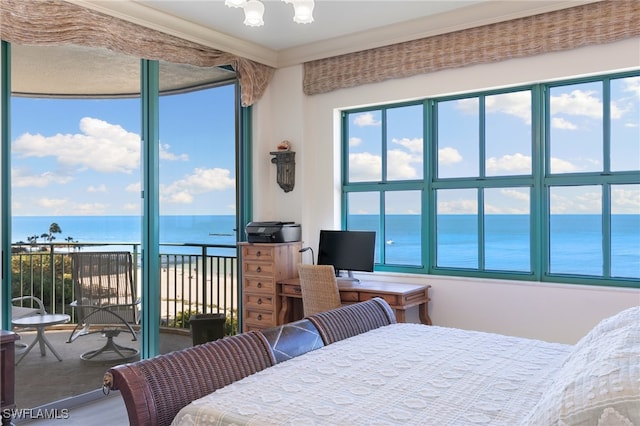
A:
46 223 62 242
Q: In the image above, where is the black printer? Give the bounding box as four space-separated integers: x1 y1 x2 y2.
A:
245 221 301 243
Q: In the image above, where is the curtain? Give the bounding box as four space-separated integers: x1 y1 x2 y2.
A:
303 0 640 96
0 0 274 106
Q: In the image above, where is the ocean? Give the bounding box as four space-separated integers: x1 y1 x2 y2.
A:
11 215 238 256
11 214 640 279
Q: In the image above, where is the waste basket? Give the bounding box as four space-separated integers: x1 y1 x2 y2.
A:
190 313 226 346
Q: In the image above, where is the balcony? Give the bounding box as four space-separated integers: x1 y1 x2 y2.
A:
9 242 239 409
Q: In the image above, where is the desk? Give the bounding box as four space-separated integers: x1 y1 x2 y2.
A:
278 278 431 325
11 314 70 365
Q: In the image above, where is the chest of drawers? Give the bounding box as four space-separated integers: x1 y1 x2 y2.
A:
239 242 301 332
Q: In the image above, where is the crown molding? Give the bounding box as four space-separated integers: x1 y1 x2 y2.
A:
276 1 600 67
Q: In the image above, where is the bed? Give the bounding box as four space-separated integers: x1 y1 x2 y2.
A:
105 299 640 426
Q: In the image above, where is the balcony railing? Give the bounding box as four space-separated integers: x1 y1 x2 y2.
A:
10 242 239 335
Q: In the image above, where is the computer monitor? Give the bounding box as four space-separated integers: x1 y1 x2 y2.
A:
317 230 376 281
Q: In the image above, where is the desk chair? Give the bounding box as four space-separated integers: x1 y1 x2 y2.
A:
297 264 341 317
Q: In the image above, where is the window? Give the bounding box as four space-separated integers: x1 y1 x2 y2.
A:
342 71 640 287
343 103 425 270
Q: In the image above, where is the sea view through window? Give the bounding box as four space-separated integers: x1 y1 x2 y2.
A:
343 71 640 284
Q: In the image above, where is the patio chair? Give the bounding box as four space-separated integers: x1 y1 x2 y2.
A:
12 295 46 319
67 251 140 361
11 295 47 352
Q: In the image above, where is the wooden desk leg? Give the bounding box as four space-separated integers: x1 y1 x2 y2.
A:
278 296 290 325
395 309 407 323
418 302 432 325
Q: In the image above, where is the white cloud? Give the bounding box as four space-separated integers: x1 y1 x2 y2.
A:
387 149 420 179
392 137 423 154
13 117 140 174
349 137 363 147
160 167 235 204
87 184 108 193
348 152 381 181
551 89 603 120
438 147 463 165
485 91 532 123
454 98 479 115
612 186 640 214
160 143 189 161
549 156 580 173
623 76 640 98
125 182 141 193
437 198 477 214
486 153 531 174
72 202 111 215
122 203 140 212
549 189 602 214
353 112 381 127
37 198 67 209
551 117 578 130
613 76 640 128
485 188 530 214
11 168 73 188
500 188 530 202
13 117 190 175
34 198 111 215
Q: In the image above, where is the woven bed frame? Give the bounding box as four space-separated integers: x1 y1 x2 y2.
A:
104 297 397 426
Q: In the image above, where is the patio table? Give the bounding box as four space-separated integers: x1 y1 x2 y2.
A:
12 314 70 365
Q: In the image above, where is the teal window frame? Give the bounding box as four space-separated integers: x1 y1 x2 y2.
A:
1 44 250 345
341 70 640 288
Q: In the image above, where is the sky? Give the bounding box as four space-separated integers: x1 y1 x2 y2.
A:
9 75 640 218
347 76 640 215
11 84 236 217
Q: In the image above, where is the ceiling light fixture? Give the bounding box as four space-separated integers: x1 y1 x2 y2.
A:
225 0 315 27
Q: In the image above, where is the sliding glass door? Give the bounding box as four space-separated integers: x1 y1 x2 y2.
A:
3 43 240 411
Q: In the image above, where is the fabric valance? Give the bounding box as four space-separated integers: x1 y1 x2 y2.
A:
303 0 640 96
0 0 274 106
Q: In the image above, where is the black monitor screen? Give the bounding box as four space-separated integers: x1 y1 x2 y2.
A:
317 230 376 275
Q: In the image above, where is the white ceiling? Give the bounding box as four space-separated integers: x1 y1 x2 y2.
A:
136 0 484 51
74 0 596 68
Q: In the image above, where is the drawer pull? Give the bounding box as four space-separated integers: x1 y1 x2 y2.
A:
257 314 263 321
256 266 262 273
294 287 301 294
257 282 262 288
256 251 261 257
257 298 262 305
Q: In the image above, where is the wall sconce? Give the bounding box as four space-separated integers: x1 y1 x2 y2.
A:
270 150 296 193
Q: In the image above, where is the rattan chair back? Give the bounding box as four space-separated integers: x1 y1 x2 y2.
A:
297 264 342 317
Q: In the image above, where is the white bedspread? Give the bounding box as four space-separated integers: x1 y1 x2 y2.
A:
172 323 572 426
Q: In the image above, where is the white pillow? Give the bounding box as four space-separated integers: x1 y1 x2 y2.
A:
521 306 640 426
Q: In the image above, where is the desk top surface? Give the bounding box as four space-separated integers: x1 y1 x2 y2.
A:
279 277 430 295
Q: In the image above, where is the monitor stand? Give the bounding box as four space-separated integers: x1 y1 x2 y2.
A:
336 270 360 284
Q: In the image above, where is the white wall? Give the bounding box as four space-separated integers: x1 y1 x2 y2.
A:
253 38 640 344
